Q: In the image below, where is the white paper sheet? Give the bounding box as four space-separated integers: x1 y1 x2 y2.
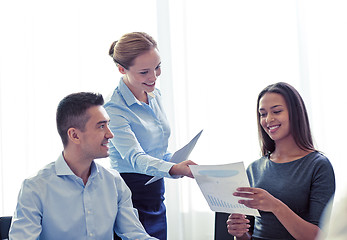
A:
189 162 260 216
145 130 203 185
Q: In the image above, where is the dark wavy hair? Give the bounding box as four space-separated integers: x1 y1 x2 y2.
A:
56 92 104 147
257 82 315 156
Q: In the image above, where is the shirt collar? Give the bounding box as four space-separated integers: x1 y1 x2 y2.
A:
118 77 157 106
55 153 99 178
147 91 155 99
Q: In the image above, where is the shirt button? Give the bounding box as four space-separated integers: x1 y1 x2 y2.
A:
89 233 93 237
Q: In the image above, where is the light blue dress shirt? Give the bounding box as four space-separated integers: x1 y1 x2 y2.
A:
9 154 157 240
104 79 174 178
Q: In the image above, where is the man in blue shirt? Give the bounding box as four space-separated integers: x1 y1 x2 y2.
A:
9 92 157 240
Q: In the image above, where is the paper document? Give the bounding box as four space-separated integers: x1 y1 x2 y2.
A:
189 162 260 216
145 130 203 185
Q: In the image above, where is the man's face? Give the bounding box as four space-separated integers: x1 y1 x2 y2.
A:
78 106 114 160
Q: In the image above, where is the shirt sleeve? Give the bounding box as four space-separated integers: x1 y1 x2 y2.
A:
9 180 43 240
163 152 173 162
309 157 335 226
114 175 158 240
109 113 174 178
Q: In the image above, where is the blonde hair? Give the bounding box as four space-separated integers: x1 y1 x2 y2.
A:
109 32 158 69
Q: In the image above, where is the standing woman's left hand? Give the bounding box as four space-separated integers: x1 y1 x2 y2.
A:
233 187 281 213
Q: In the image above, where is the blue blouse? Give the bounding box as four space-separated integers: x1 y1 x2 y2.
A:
104 78 174 178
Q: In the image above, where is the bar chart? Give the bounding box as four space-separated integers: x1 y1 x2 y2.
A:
207 195 247 209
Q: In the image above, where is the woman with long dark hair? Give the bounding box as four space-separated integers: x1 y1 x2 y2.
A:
227 82 335 240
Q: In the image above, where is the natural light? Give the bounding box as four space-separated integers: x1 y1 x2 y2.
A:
1 0 347 239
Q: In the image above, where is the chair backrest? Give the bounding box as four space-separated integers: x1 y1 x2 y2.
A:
214 212 255 240
0 216 12 240
215 212 234 240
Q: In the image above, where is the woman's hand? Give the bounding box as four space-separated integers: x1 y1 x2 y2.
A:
169 160 197 178
233 187 320 240
226 214 251 238
233 187 280 213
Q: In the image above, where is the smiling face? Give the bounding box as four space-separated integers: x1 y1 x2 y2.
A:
78 106 114 160
258 92 292 143
119 47 161 102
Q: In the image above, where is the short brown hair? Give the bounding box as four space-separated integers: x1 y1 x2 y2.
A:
56 92 104 147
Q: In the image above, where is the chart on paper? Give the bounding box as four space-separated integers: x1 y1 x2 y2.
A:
207 195 249 209
190 162 260 216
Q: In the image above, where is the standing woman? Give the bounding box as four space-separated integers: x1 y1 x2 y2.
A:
104 32 196 240
227 82 335 240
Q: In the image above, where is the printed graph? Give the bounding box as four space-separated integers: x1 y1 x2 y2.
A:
207 195 247 209
190 162 260 216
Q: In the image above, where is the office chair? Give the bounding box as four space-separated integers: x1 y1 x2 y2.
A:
215 212 234 240
214 212 254 240
0 216 12 240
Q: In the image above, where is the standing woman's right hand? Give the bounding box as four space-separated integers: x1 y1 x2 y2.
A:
169 160 197 178
226 214 252 239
